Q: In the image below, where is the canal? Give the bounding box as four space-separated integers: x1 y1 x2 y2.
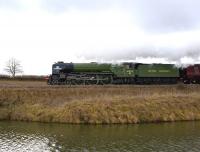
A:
0 121 199 151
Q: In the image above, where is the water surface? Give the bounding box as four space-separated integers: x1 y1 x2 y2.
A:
0 121 200 152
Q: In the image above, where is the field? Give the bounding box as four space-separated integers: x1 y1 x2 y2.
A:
0 80 200 124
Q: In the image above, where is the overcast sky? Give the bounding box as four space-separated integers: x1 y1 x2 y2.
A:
1 0 200 75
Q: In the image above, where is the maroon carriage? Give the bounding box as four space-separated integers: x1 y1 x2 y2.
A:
183 64 200 84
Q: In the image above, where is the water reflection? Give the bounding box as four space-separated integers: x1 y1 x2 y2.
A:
0 121 200 152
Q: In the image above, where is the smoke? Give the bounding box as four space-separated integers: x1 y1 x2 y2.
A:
79 30 200 65
73 0 200 65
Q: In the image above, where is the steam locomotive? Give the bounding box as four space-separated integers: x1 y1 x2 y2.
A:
47 61 200 85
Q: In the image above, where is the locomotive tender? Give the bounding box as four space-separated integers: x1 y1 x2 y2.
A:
47 61 200 85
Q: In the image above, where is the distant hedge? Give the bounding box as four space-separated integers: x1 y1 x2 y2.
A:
0 75 47 81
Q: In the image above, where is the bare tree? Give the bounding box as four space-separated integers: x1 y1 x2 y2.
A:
4 58 23 77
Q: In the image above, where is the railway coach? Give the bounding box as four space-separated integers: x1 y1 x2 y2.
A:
181 64 200 84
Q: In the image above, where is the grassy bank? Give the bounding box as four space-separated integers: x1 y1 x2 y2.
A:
0 81 200 124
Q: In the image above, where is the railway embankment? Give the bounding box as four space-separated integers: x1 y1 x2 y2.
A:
0 81 200 124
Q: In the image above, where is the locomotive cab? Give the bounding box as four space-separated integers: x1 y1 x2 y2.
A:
52 62 73 74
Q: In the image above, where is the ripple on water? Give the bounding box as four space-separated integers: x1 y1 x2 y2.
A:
0 131 59 152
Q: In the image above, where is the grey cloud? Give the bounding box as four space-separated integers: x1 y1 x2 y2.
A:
41 0 200 33
2 0 200 64
119 0 200 33
2 0 200 33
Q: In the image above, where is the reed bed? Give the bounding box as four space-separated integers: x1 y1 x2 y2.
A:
0 80 200 124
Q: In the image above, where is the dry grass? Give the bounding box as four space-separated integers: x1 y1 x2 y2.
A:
0 80 200 124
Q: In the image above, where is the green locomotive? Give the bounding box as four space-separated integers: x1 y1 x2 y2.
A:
48 61 179 85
